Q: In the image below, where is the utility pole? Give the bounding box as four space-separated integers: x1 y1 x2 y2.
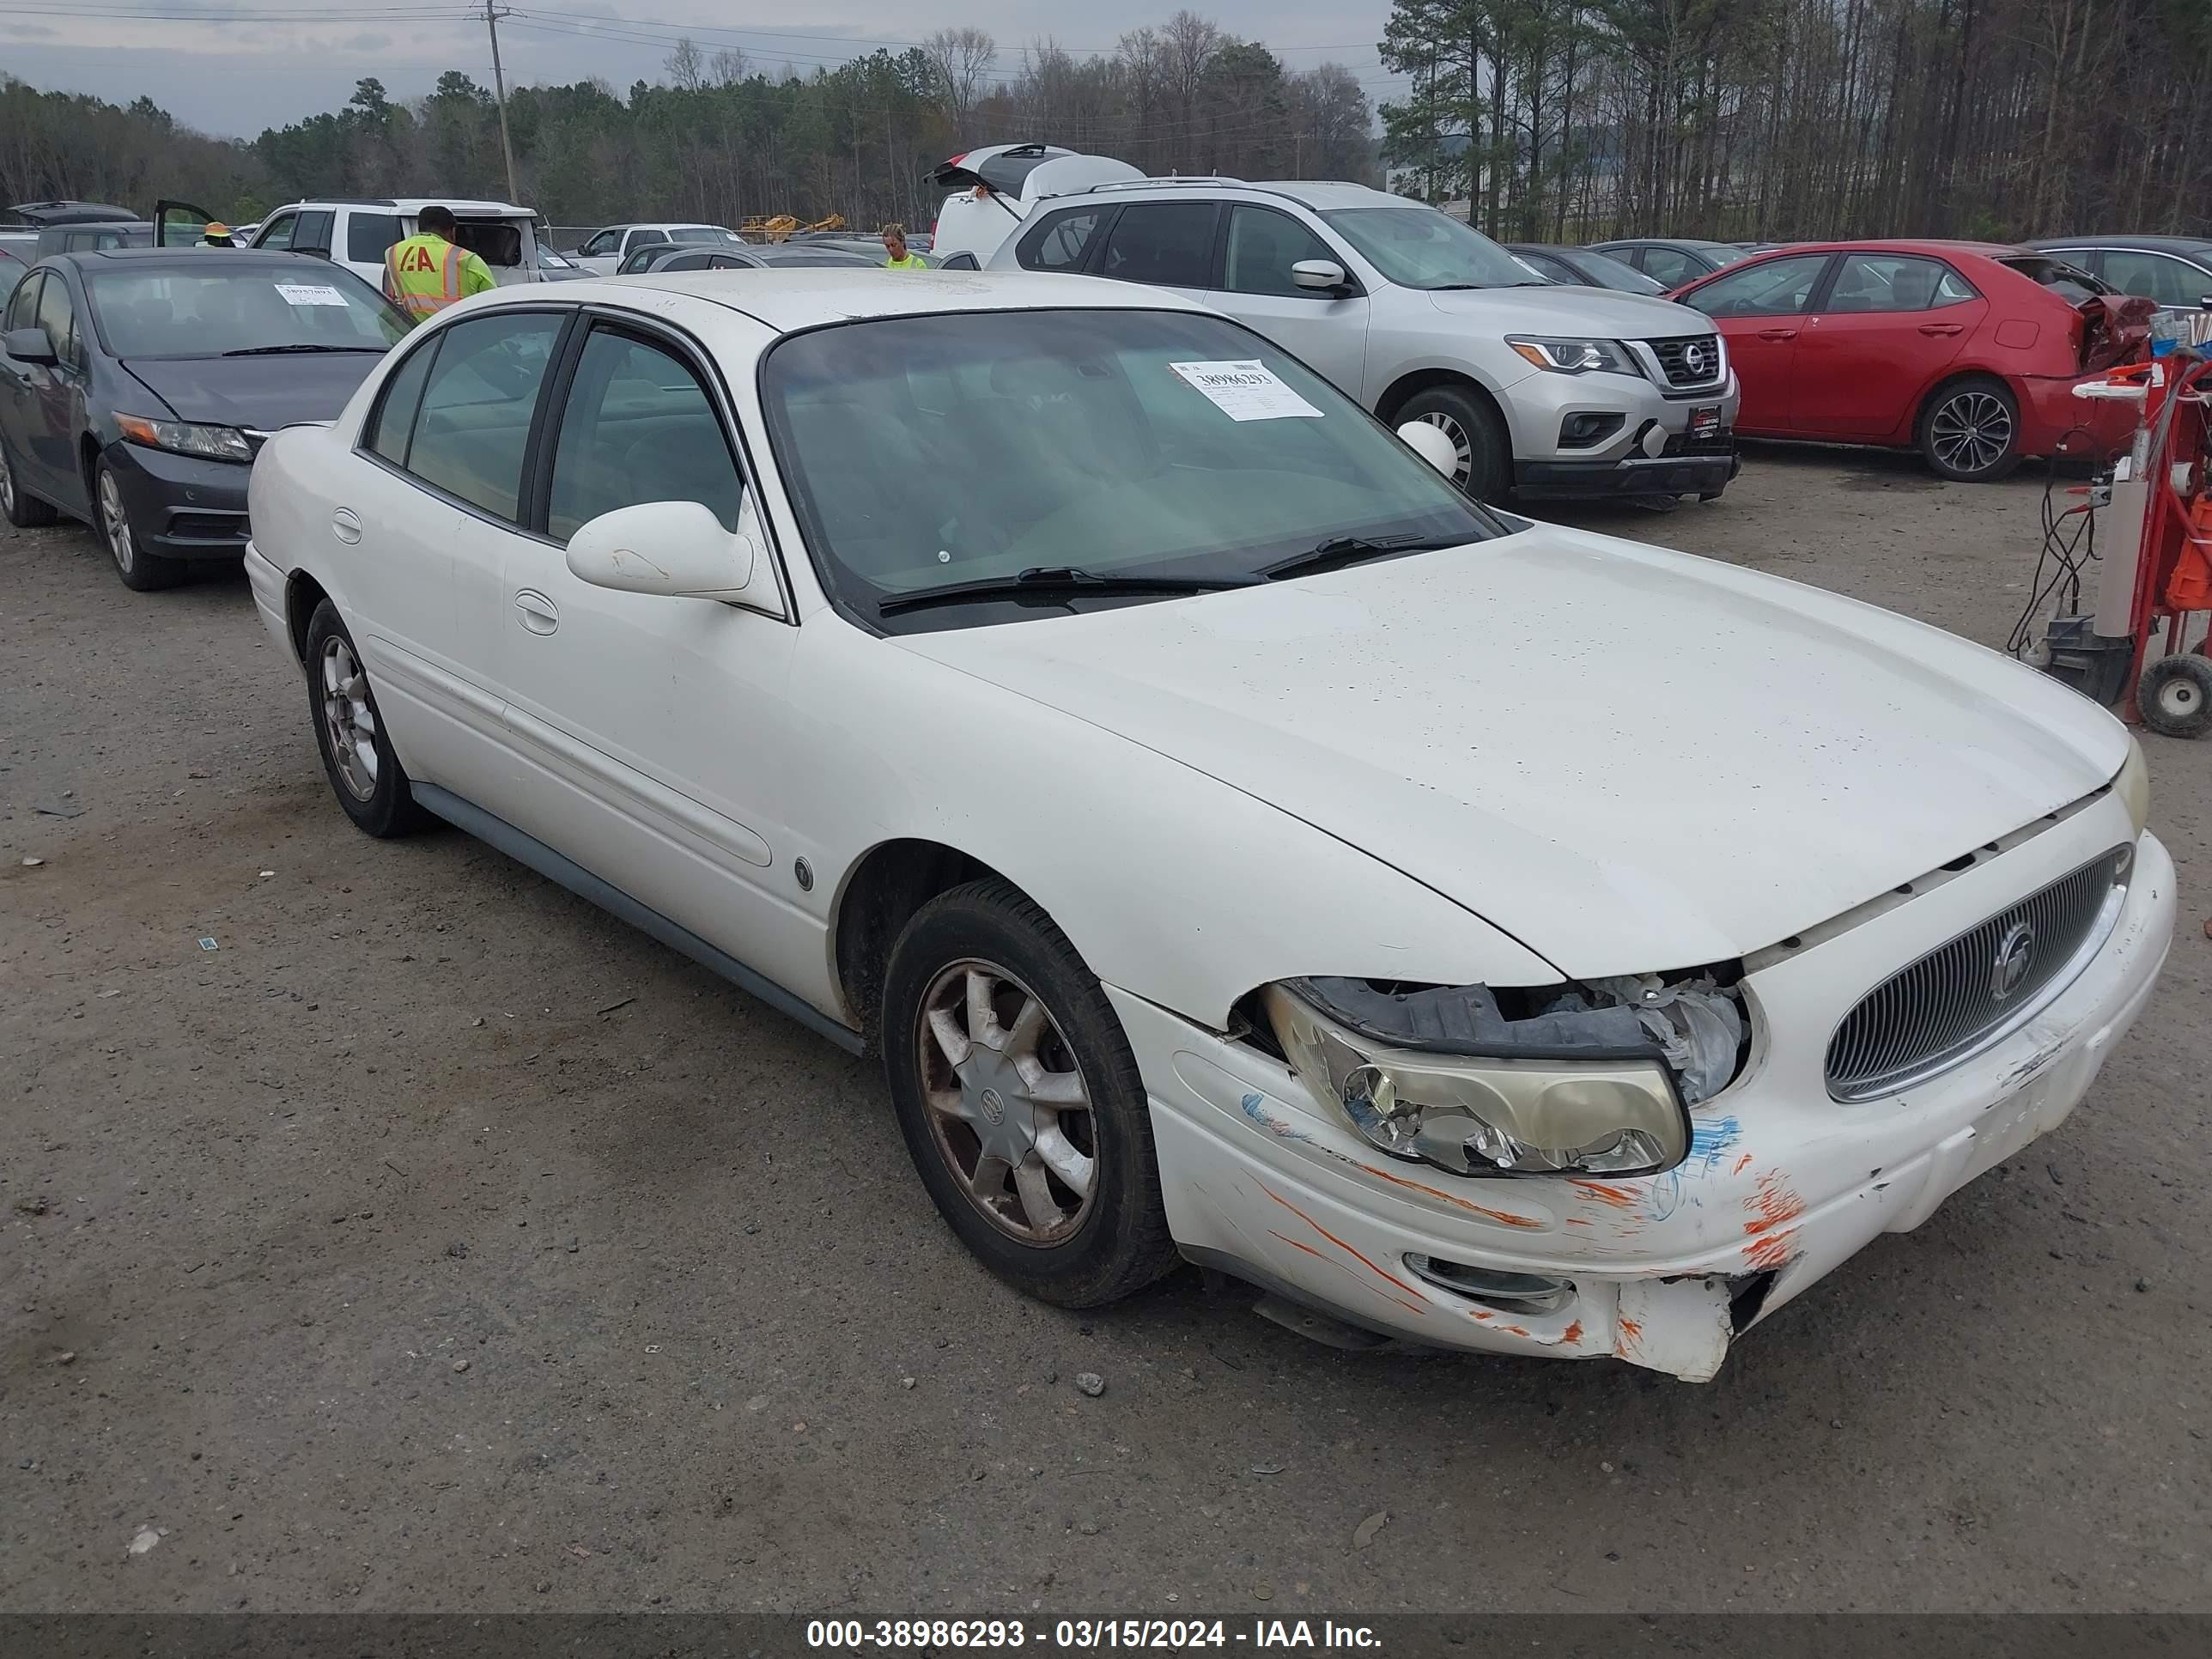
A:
484 0 520 204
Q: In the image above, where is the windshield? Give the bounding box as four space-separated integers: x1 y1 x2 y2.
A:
669 227 741 246
89 266 407 358
763 308 1498 631
1322 206 1536 290
2001 255 2108 304
1577 248 1665 294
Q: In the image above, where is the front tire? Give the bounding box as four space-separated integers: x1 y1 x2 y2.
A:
96 454 184 590
1395 384 1511 502
304 599 432 837
881 879 1177 1308
0 431 58 527
1918 376 2021 483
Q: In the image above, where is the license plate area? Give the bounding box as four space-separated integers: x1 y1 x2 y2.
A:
1688 404 1722 438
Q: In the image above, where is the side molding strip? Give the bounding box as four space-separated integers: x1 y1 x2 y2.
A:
413 783 866 1056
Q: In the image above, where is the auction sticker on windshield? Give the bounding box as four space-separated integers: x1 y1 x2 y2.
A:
1170 360 1323 422
274 283 349 307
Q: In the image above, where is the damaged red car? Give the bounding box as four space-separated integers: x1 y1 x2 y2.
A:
1668 240 2153 481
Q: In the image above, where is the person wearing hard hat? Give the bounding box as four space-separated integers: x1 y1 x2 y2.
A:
383 204 495 325
197 222 235 248
880 223 927 271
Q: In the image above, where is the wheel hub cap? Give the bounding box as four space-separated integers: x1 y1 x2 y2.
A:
319 637 380 802
1416 410 1474 484
1932 392 2012 475
918 959 1097 1245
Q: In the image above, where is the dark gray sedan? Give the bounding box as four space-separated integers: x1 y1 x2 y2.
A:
1586 237 1749 290
614 243 885 276
2029 235 2212 318
0 246 405 590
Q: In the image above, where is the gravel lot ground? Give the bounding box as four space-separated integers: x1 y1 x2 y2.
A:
3 443 2206 1617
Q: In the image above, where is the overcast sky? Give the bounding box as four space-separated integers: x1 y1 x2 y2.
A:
0 2 1406 138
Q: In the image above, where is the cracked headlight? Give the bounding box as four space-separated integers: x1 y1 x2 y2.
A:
116 414 254 464
1505 336 1644 377
1261 981 1691 1179
2115 735 2149 837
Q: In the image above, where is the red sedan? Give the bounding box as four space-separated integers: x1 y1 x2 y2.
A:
1668 240 2154 481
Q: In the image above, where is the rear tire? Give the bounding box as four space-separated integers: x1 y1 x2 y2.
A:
304 599 434 837
0 432 58 527
2138 653 2212 739
96 454 184 590
881 878 1177 1309
1918 375 2021 483
1395 384 1512 502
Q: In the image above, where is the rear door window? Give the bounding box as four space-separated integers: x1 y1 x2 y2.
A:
1018 206 1111 272
348 213 403 264
403 311 565 521
1638 245 1698 289
1097 202 1219 289
1514 251 1577 284
1823 254 1964 313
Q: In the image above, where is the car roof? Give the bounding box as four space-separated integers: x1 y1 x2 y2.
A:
2032 234 2212 255
1053 178 1400 213
494 269 1209 333
1726 238 2033 259
278 198 534 215
58 246 361 270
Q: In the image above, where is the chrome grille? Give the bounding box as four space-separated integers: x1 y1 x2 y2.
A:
1825 848 2129 1100
1644 334 1724 388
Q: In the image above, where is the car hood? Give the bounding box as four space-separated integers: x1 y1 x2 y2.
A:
1425 283 1715 336
895 526 2127 979
121 352 386 429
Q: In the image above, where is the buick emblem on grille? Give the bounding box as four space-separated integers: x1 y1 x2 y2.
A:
1990 922 2038 1000
1684 342 1708 375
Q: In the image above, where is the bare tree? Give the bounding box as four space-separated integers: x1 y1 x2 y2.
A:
665 37 706 93
922 27 998 134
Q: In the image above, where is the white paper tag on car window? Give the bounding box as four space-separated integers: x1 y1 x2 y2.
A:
1169 360 1323 422
273 283 349 307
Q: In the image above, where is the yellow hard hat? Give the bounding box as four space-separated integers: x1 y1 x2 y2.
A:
204 222 231 236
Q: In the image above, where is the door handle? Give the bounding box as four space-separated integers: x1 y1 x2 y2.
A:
331 507 362 544
514 589 559 635
1756 327 1798 342
1918 323 1964 336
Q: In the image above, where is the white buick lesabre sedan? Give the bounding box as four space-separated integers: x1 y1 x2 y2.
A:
244 271 2173 1381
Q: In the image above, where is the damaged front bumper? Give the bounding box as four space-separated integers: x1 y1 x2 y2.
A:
1122 811 2173 1382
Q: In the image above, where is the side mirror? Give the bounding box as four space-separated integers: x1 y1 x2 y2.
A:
3 327 56 366
1292 258 1348 293
566 499 763 604
1397 420 1461 479
2197 295 2212 312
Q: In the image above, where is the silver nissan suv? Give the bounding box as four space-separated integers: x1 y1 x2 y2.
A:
985 179 1740 503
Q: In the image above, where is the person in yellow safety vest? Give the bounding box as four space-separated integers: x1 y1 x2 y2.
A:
383 204 495 324
881 222 927 271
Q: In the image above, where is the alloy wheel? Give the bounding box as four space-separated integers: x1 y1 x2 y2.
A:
98 468 134 574
319 635 380 802
1929 391 2013 477
915 957 1097 1245
1414 410 1474 488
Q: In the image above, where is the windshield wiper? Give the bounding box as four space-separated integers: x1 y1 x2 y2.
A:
220 343 385 356
1257 533 1465 582
878 564 1259 617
